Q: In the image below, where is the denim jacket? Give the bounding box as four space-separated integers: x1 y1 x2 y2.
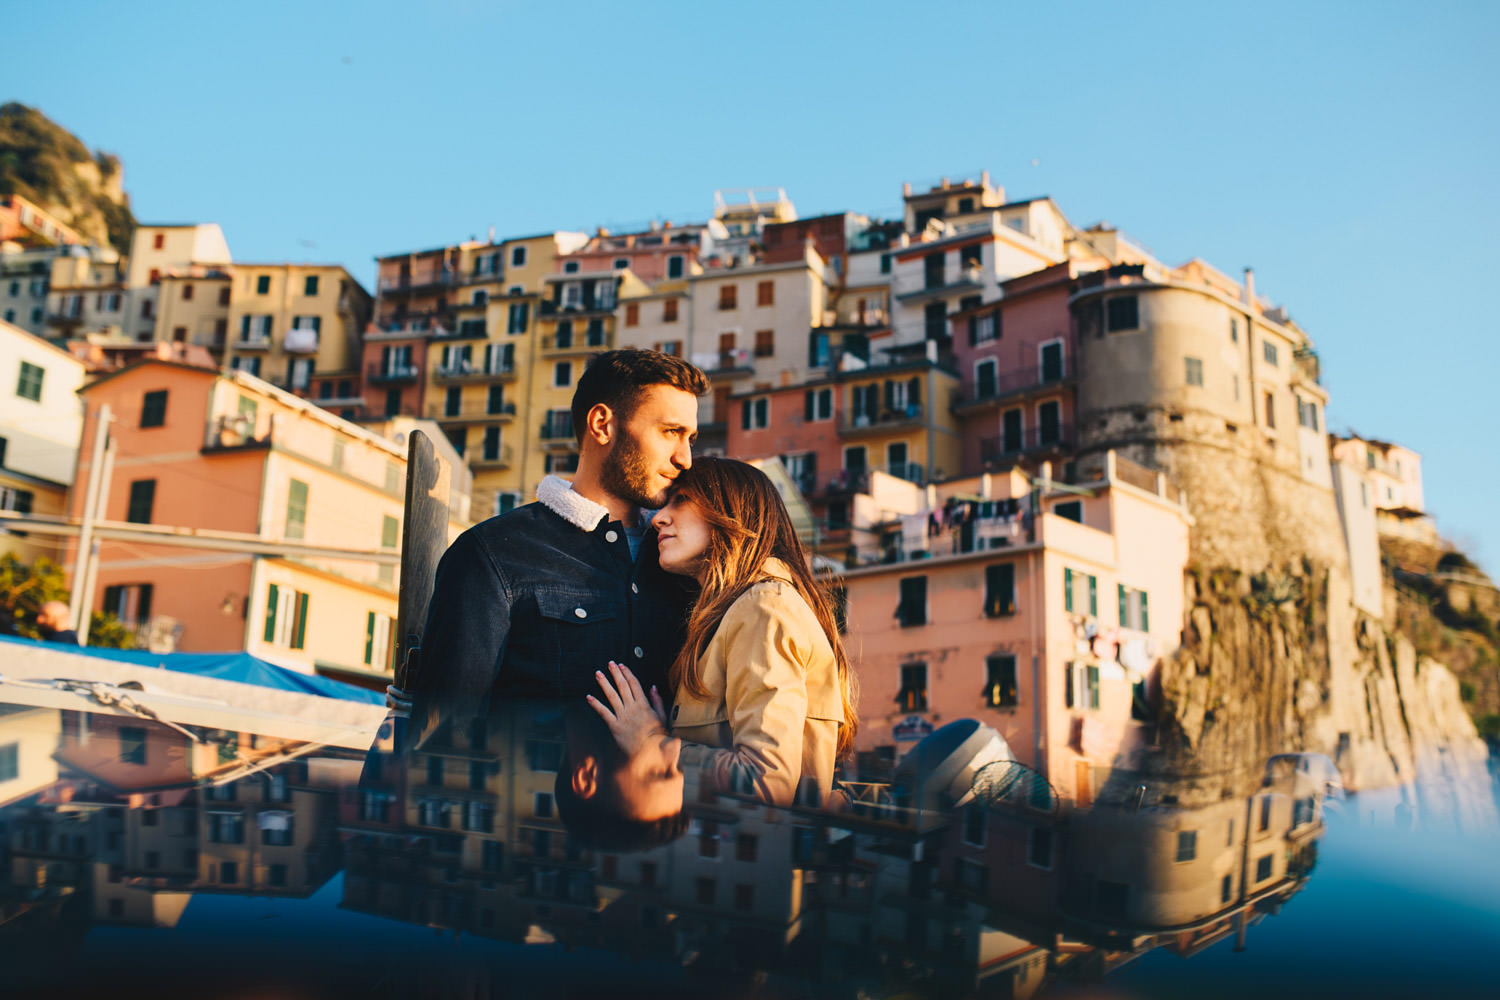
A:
409 476 693 747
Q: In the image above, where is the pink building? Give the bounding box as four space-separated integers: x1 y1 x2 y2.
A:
555 225 703 284
840 451 1190 807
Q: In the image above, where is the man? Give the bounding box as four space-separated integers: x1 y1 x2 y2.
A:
408 349 709 747
36 600 80 645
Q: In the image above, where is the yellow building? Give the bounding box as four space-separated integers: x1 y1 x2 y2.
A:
155 269 232 361
122 223 234 342
222 264 372 396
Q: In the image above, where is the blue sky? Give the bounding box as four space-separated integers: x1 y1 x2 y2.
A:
8 0 1498 570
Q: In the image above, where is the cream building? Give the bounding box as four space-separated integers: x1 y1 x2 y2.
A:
122 224 233 342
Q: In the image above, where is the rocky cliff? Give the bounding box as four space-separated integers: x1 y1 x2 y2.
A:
0 102 133 251
1154 561 1496 830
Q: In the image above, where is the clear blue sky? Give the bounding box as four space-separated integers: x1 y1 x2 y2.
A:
9 0 1498 571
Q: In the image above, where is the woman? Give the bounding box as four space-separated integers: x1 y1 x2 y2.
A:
588 457 857 806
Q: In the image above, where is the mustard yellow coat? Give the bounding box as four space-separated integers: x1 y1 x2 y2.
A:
672 559 844 806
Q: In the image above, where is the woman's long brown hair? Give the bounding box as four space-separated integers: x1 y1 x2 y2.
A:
665 457 859 759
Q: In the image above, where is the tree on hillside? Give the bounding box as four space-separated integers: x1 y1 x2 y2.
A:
0 102 135 252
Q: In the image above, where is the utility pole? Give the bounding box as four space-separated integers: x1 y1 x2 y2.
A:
76 434 117 643
69 403 113 642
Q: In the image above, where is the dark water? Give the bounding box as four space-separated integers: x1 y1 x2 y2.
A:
1 695 1496 999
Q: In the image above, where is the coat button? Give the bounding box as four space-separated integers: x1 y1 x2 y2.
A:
605 530 618 543
574 607 587 619
633 646 644 658
631 583 639 595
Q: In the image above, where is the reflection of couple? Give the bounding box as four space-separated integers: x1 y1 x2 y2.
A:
411 350 856 814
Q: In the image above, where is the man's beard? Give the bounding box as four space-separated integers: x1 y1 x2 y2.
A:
601 435 665 510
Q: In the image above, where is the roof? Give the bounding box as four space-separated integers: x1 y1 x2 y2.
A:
0 318 90 367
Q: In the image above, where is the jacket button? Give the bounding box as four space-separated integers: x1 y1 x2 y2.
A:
633 646 644 658
574 607 587 619
631 583 639 595
605 530 619 543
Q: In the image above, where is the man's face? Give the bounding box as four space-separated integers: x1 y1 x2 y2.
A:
601 385 698 509
612 731 684 823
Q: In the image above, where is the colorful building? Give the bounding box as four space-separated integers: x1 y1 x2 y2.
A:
220 264 371 398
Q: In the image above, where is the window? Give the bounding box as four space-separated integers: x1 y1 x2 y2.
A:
208 813 244 845
897 661 928 710
962 804 986 847
696 877 716 905
149 268 161 284
16 361 43 402
844 444 866 475
152 232 165 250
256 275 270 294
1185 356 1204 387
754 329 774 357
734 883 754 912
924 301 946 340
0 485 32 514
1118 585 1150 631
1050 500 1082 524
1229 316 1239 343
718 284 737 310
485 384 507 415
510 246 527 268
662 298 679 322
624 302 639 326
1066 662 1101 711
879 253 892 274
1222 874 1233 903
1106 295 1139 332
140 390 168 427
555 318 574 347
553 361 572 387
1297 398 1320 430
735 834 758 862
1028 827 1054 869
218 286 230 306
1263 391 1276 429
1175 830 1197 862
756 280 774 306
984 564 1015 617
896 576 927 627
740 396 769 430
985 654 1018 707
804 387 832 422
300 274 319 296
969 310 998 345
127 479 156 524
285 480 308 539
586 317 605 346
654 340 682 356
1262 341 1279 366
119 726 148 765
1256 854 1274 882
613 257 629 270
667 255 684 279
182 283 194 301
102 583 153 625
545 452 579 474
1259 795 1272 831
1063 567 1098 616
482 426 502 460
507 302 529 334
263 814 295 847
960 243 982 269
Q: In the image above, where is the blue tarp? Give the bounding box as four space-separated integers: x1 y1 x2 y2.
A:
0 634 385 705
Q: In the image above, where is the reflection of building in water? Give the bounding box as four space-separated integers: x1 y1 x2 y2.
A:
2 707 344 931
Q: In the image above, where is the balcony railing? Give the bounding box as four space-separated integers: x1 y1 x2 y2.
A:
693 348 755 377
233 334 272 351
366 362 420 383
953 360 1072 409
840 404 925 436
429 402 517 423
542 331 611 353
979 423 1075 463
539 417 576 441
378 270 456 294
433 319 488 339
470 445 515 469
431 361 515 382
895 263 985 302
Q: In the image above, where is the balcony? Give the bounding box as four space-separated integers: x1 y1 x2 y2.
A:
470 445 515 469
541 331 611 355
429 402 517 424
952 361 1073 412
979 423 1075 464
538 299 617 319
284 327 320 354
894 263 985 303
366 362 420 384
839 404 926 438
432 361 516 383
378 270 456 296
693 348 755 378
232 334 272 352
433 319 488 340
1293 347 1321 386
539 416 576 446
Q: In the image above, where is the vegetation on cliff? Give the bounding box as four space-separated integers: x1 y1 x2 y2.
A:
0 102 134 252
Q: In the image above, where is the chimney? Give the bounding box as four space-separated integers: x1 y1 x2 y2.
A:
981 169 990 189
1243 267 1256 309
903 182 912 198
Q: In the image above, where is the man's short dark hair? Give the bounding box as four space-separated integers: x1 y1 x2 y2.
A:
571 349 709 443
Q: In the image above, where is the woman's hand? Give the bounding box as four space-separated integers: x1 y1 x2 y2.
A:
587 662 669 757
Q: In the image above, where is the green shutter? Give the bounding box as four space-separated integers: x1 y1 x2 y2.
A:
381 515 399 549
1140 591 1149 632
1064 568 1074 613
1118 584 1128 627
1088 575 1098 617
263 584 279 642
364 611 375 665
293 592 309 650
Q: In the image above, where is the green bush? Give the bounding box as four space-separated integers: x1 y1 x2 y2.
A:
1476 714 1500 740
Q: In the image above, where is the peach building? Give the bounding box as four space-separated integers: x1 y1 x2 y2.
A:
69 358 467 682
840 451 1191 807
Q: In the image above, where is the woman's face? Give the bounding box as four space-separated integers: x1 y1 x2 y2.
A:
653 492 712 581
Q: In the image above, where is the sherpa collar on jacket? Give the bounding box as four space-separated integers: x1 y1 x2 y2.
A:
535 475 656 531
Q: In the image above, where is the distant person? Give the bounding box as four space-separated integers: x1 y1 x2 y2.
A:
589 458 858 807
36 600 80 645
408 349 709 747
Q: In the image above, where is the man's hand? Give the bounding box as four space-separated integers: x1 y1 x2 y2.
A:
587 661 669 757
